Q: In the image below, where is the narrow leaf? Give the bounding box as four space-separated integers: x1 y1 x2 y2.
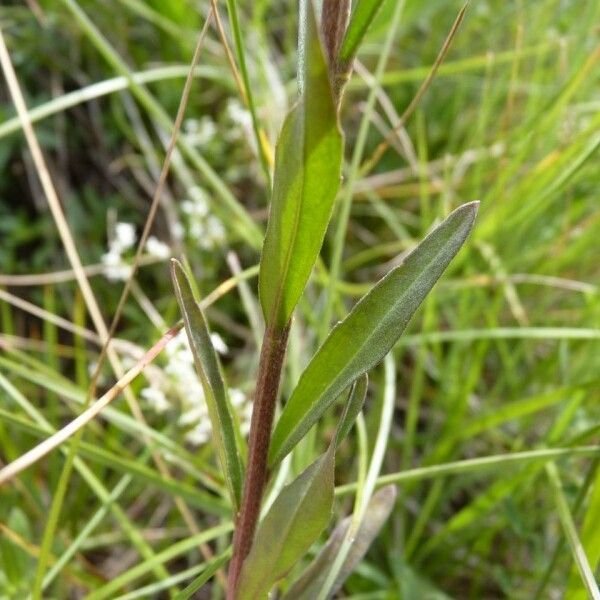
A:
259 0 343 328
563 459 600 599
546 462 600 600
171 259 243 509
269 202 479 465
339 0 386 63
236 446 335 599
283 485 397 599
174 551 230 600
334 374 368 448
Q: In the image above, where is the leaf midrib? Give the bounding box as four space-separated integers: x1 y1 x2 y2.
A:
267 103 307 328
174 266 241 505
274 226 459 460
244 456 324 597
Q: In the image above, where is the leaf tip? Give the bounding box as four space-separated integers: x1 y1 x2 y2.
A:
169 257 183 277
452 200 480 231
461 199 480 214
378 484 398 504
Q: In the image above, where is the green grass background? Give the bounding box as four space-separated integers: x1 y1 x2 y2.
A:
0 0 599 597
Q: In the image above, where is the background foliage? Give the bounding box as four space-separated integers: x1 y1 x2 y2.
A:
0 0 599 597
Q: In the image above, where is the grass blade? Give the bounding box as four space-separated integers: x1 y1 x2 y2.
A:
567 469 600 596
171 259 243 509
259 0 343 328
317 354 396 599
269 202 479 465
173 551 231 600
0 373 172 584
87 523 232 600
546 462 600 600
335 447 600 497
0 325 182 487
223 0 272 182
0 407 227 513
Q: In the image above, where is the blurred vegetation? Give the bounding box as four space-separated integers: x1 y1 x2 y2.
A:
0 0 599 597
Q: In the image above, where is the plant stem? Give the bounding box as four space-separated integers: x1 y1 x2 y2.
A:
227 322 290 597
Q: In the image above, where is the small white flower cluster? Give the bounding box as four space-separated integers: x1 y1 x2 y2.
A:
141 386 170 413
181 188 226 249
102 222 135 281
225 99 257 155
140 329 252 445
101 221 171 280
145 235 170 259
226 99 252 131
184 116 217 146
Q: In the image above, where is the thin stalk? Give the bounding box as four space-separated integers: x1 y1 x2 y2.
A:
227 322 290 597
534 457 599 599
31 446 78 598
335 446 600 496
0 324 181 487
0 65 229 142
0 373 169 584
41 474 133 592
224 0 273 183
546 462 600 600
321 0 405 340
347 41 559 89
318 354 396 599
359 3 468 176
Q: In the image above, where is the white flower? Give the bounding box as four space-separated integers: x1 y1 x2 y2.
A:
180 189 226 249
114 222 136 251
145 320 254 447
181 200 195 215
188 187 210 216
240 402 253 436
185 420 212 445
146 236 170 259
185 116 217 146
184 118 200 134
196 217 225 249
87 360 107 385
227 99 252 130
190 220 206 242
101 221 136 280
173 223 185 242
226 99 257 154
101 249 132 281
210 333 228 355
178 404 207 427
229 388 245 407
196 117 217 144
206 216 225 241
141 386 170 413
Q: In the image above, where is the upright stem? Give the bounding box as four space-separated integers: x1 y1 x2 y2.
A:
227 322 290 597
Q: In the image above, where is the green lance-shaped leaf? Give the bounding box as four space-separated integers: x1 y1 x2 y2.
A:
259 0 343 329
282 485 397 599
334 374 368 448
269 202 479 466
171 259 243 510
236 445 335 600
339 0 386 64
